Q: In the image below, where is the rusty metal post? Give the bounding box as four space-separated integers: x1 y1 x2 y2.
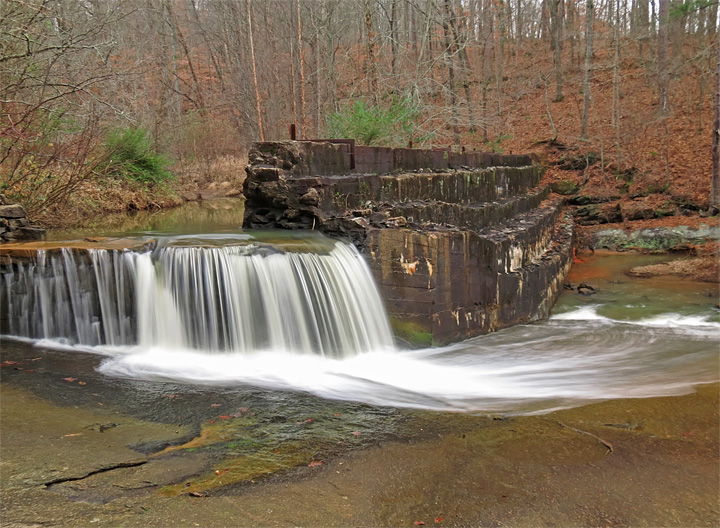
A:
289 123 297 140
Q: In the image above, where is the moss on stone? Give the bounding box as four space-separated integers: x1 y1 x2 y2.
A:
391 318 433 346
550 180 579 195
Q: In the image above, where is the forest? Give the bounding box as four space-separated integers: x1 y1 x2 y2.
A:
1 0 718 226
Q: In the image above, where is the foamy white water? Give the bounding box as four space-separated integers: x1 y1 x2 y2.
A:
91 306 719 413
3 237 718 414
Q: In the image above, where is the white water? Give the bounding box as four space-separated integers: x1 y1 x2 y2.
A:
2 239 718 414
92 306 718 413
1 239 394 357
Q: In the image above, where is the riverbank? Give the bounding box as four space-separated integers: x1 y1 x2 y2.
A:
578 215 720 283
1 374 717 527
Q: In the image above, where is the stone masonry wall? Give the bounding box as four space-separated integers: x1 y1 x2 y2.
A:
0 196 45 243
243 140 574 345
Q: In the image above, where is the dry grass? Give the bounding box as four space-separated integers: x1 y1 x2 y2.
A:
29 154 248 229
173 155 248 197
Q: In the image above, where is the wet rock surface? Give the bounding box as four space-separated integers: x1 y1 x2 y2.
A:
1 362 717 528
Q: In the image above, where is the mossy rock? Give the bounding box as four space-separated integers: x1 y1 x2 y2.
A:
550 180 579 195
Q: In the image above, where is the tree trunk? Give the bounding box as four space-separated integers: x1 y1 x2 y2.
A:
297 0 307 137
442 0 461 146
581 0 594 139
312 7 321 138
247 0 264 141
448 0 478 131
541 0 551 42
551 0 564 101
711 30 720 212
364 0 378 102
496 0 506 127
567 0 576 65
612 0 623 163
390 0 398 89
657 0 669 114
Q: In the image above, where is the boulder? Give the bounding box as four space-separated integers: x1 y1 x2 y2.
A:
0 204 27 219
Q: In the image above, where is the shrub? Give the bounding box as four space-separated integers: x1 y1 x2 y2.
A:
326 96 423 147
104 127 173 184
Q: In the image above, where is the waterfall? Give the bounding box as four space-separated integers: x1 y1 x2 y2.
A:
0 240 394 357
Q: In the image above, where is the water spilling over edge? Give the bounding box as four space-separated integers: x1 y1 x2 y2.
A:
1 236 394 358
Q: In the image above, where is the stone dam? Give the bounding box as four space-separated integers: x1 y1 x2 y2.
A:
0 140 574 347
243 141 574 345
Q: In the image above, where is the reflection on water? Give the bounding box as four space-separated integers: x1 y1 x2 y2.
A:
556 252 720 323
47 198 246 240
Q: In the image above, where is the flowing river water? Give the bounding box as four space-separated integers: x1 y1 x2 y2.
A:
1 199 718 526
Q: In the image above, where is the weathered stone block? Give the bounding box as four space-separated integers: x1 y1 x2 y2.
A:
0 204 27 219
243 141 572 345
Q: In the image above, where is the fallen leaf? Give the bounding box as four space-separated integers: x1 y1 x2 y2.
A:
30 357 43 361
435 518 444 524
304 418 314 423
2 361 19 366
25 369 35 372
188 492 208 498
414 522 426 526
97 403 104 406
63 377 77 382
214 469 229 475
218 415 232 420
78 381 86 386
308 460 323 467
334 413 342 416
64 433 83 437
207 419 216 424
210 403 222 407
351 431 361 437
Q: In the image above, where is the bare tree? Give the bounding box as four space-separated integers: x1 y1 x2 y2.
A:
581 0 595 140
657 0 670 114
550 0 565 101
0 0 124 214
712 29 719 212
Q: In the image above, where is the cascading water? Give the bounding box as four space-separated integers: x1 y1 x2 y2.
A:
1 238 718 413
1 238 394 357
